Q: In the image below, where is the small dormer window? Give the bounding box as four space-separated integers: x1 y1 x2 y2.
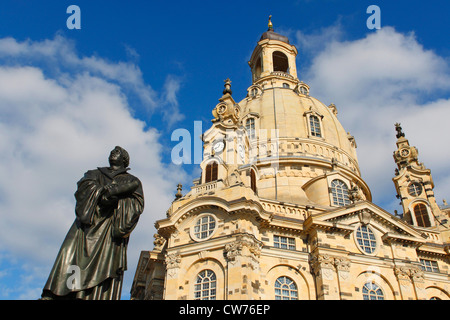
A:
299 86 308 95
331 179 350 206
245 118 256 140
282 83 290 88
309 115 322 137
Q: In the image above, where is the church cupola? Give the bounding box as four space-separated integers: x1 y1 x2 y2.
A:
248 16 299 86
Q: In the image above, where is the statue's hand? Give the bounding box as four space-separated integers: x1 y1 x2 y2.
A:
103 178 139 198
99 187 119 207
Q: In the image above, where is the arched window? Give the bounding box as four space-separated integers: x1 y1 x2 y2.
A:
362 282 384 300
246 118 256 140
194 270 216 300
414 203 431 227
272 51 289 73
274 276 298 300
205 161 218 183
250 169 257 194
309 115 322 137
331 179 350 206
282 83 290 88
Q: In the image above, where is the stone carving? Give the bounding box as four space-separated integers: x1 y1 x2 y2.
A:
165 251 181 278
153 234 166 251
334 257 351 272
349 183 364 203
224 242 243 263
310 254 351 280
224 238 262 266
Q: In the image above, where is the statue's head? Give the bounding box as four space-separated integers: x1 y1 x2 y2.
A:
109 146 130 168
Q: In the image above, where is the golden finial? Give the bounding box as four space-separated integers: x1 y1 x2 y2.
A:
268 15 273 31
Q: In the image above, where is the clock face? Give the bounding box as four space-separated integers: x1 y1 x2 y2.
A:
400 148 410 157
213 141 224 153
217 104 227 114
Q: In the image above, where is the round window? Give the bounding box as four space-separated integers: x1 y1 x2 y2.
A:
355 225 377 255
408 182 422 197
191 214 217 241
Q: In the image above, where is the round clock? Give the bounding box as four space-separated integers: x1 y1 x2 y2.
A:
400 148 410 157
212 141 224 153
217 104 227 114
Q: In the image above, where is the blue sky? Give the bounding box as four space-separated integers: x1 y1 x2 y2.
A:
0 1 449 299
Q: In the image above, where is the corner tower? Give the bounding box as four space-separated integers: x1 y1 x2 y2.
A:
392 123 449 231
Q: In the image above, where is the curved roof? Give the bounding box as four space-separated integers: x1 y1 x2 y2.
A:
239 86 360 174
259 30 290 44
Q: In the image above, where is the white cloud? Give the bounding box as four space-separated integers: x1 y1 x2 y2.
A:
0 36 187 299
162 74 185 127
299 26 450 210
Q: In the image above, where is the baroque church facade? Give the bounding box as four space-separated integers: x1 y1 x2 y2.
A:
130 19 450 300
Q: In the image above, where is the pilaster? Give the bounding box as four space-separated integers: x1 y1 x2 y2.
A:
224 234 263 299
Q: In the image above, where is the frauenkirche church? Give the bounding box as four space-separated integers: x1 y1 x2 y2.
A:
130 18 450 300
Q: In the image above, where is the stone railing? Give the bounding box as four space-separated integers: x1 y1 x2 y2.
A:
260 199 309 219
191 180 224 195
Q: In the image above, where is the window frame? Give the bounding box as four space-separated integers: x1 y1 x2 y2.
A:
190 213 218 242
354 224 378 255
420 259 440 273
274 276 298 300
194 269 217 300
299 86 309 95
245 118 256 140
205 161 218 183
330 179 351 207
309 115 322 138
304 109 325 140
273 235 296 250
413 203 431 227
408 182 423 197
362 282 384 300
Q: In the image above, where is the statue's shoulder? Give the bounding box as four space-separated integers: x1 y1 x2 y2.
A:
81 168 104 179
118 170 141 183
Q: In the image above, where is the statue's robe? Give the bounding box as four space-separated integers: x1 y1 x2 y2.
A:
42 167 144 300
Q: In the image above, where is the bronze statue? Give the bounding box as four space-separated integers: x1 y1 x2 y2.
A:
41 146 144 300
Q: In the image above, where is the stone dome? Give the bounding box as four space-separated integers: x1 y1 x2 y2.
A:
239 86 359 175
